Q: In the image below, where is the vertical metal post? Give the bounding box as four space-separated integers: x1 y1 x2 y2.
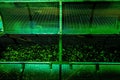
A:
59 1 62 80
116 16 119 30
20 63 25 80
95 64 100 80
89 3 96 32
59 1 62 62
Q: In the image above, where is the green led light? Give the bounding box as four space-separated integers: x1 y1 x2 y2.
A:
0 16 3 32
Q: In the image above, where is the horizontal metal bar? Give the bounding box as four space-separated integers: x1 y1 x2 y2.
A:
0 62 120 65
0 0 119 2
70 62 120 65
0 62 51 64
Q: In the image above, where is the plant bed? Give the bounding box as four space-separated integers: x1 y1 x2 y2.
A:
0 44 58 61
62 45 120 62
62 35 120 62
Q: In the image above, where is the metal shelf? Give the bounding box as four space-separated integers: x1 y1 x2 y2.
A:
0 62 120 65
0 0 120 2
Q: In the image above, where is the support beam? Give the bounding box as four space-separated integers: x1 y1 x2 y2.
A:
59 1 62 80
59 1 62 62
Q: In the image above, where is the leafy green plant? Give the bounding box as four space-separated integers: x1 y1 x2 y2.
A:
0 44 58 61
62 44 120 62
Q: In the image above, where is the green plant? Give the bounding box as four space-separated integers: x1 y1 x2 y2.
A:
0 44 58 61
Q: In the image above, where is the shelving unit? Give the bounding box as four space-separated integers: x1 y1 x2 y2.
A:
0 0 120 80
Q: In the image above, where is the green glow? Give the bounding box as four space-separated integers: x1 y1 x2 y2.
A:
0 64 21 73
62 65 95 80
0 16 3 32
0 63 120 80
63 26 120 34
99 65 120 80
0 1 120 63
0 64 59 80
0 1 120 80
100 65 120 72
23 64 59 80
0 2 120 34
1 3 59 34
4 22 59 34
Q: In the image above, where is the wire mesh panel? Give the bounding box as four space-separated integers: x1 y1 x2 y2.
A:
62 64 96 80
90 2 120 34
0 3 30 34
0 64 21 80
23 64 59 80
28 2 59 34
62 2 120 34
62 2 92 34
61 64 120 80
91 16 118 34
0 63 59 80
0 2 59 34
99 65 120 80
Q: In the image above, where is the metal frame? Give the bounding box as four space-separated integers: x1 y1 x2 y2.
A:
0 0 119 2
0 62 120 65
0 1 120 80
0 0 119 64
